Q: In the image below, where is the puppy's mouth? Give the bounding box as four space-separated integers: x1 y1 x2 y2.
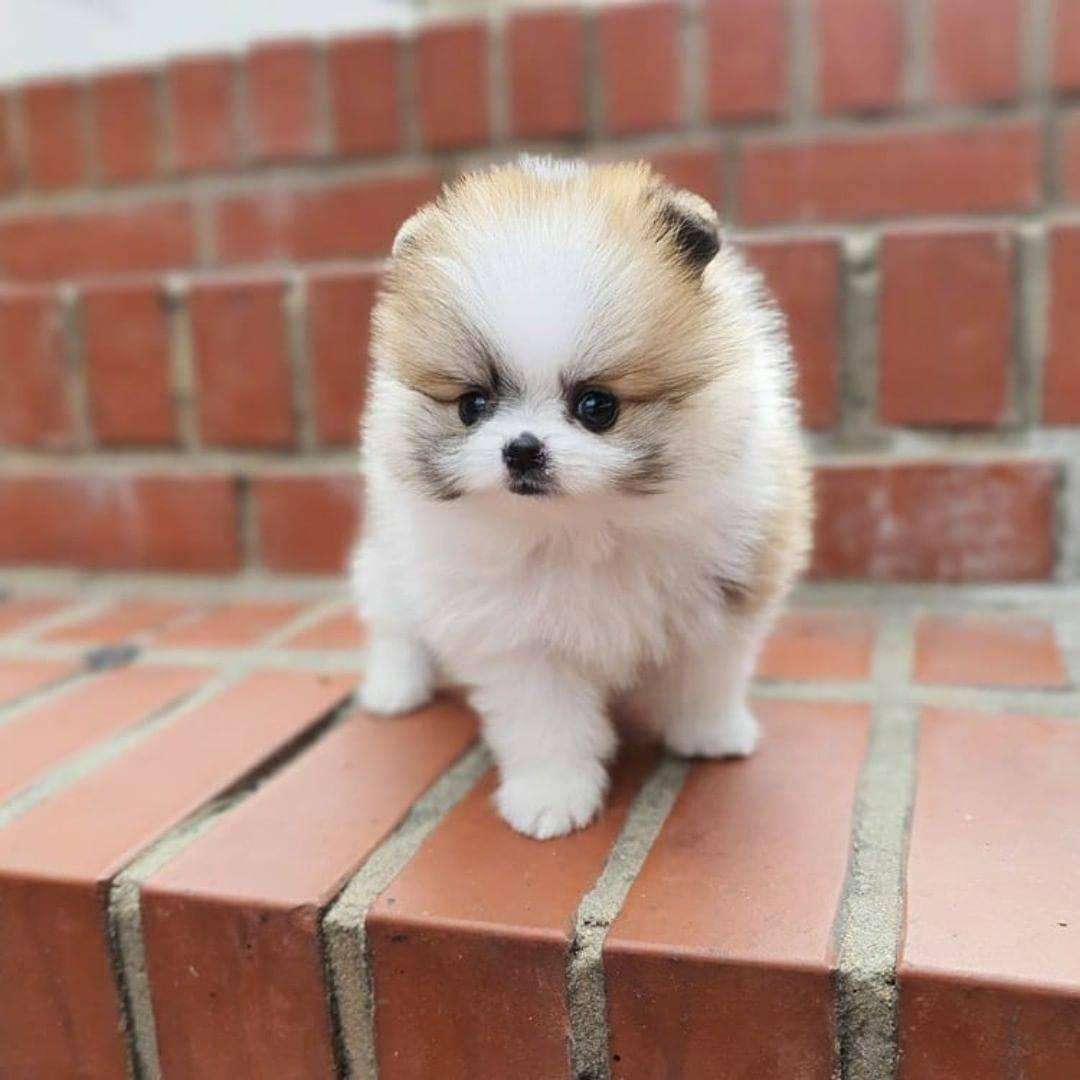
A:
506 472 556 497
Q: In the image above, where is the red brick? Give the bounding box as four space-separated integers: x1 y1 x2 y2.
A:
370 753 653 1079
1045 225 1080 424
819 0 903 113
705 0 787 119
738 122 1040 224
83 281 176 445
1054 0 1080 90
46 600 193 645
0 93 18 191
154 601 305 647
0 665 204 805
167 55 237 172
22 79 87 189
254 474 361 574
812 461 1057 581
0 596 69 637
328 34 401 156
0 659 77 706
0 670 352 1078
91 69 158 183
606 701 869 1078
0 289 74 448
879 230 1013 427
416 21 490 149
0 473 241 572
598 2 682 134
646 146 723 206
189 277 295 447
0 201 196 282
307 267 377 444
286 609 367 649
1064 110 1080 202
245 40 319 161
142 698 475 1078
898 710 1080 1077
745 239 841 429
212 172 438 263
933 0 1021 103
508 9 585 138
756 609 877 681
914 614 1068 688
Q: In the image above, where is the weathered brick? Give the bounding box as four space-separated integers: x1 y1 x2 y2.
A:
879 230 1013 426
1055 0 1080 90
898 710 1080 1076
0 201 196 282
756 609 877 682
0 597 70 638
327 34 401 156
189 277 295 448
598 1 682 134
0 659 77 706
811 461 1057 581
212 173 438 263
933 0 1021 103
245 40 319 161
22 79 87 189
91 69 158 183
0 93 19 191
166 55 237 172
818 0 903 113
416 21 490 149
286 609 367 649
0 288 73 449
0 473 241 572
1045 225 1080 424
646 146 723 205
46 600 193 645
82 282 176 445
508 8 586 138
307 267 377 444
253 474 361 573
738 122 1040 224
153 601 305 647
744 239 841 429
142 699 475 1078
705 0 787 119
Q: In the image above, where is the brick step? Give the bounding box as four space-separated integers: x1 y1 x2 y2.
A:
0 585 1076 1077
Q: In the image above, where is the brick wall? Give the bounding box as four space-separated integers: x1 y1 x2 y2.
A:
0 0 1077 580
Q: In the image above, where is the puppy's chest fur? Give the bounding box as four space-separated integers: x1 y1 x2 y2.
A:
403 512 739 685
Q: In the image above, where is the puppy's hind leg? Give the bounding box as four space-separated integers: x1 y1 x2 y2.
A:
642 618 767 759
352 541 435 716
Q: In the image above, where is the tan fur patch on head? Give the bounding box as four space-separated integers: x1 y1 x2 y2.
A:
373 158 727 406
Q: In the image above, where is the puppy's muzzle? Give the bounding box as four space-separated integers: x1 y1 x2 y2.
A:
502 433 551 495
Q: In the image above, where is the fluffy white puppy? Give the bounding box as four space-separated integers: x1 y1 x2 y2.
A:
353 157 811 839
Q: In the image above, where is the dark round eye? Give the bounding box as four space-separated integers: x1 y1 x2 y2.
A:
457 390 490 427
573 388 619 432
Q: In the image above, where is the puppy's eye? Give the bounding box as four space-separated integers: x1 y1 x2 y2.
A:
573 388 619 433
457 390 491 426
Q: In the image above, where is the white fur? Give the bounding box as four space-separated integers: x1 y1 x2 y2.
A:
354 161 805 838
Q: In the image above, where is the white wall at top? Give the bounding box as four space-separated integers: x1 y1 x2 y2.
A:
0 0 421 83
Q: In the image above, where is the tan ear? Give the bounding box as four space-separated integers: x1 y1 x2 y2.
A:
658 188 721 273
391 204 438 257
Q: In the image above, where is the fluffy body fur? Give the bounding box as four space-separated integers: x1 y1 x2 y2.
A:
354 158 811 839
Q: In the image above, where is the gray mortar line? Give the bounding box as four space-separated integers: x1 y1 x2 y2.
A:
566 756 690 1080
110 690 358 1080
322 742 491 1080
839 230 885 448
831 610 919 1080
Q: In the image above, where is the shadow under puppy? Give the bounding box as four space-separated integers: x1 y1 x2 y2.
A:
353 157 811 839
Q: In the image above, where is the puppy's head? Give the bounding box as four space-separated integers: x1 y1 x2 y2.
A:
368 157 739 506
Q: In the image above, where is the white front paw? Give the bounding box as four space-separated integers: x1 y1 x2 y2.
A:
665 705 760 759
495 763 608 840
360 639 434 716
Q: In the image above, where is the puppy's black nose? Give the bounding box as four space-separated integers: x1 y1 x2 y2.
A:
502 432 546 474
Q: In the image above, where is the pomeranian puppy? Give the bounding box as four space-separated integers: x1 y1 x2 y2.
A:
353 157 810 839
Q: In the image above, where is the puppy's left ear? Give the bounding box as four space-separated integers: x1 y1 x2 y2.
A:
657 189 721 275
392 203 438 257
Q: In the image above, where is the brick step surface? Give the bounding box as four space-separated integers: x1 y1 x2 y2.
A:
0 579 1076 1077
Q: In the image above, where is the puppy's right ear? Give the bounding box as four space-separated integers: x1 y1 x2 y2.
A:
392 204 438 257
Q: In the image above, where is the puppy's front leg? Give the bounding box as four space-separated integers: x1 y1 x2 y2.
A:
644 621 765 759
471 653 615 840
